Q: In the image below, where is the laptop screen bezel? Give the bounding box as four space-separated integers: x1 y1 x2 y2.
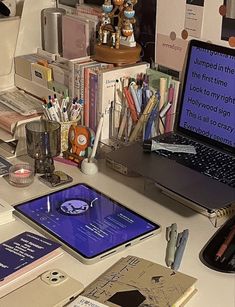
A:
175 39 235 155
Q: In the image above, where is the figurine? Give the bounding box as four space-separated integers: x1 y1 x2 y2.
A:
63 125 95 165
98 0 138 49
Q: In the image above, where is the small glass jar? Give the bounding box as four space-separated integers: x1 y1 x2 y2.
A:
9 164 34 187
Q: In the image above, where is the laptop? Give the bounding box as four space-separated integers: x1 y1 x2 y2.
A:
106 39 235 213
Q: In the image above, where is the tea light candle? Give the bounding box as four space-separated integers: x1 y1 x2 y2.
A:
9 164 34 187
14 168 32 178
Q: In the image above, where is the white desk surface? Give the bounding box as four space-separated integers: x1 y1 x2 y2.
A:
0 158 234 306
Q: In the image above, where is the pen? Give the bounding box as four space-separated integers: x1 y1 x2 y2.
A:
165 223 178 267
88 113 104 162
129 92 157 142
159 85 174 118
220 241 235 263
144 104 158 140
123 86 138 123
215 225 235 261
172 229 189 271
62 107 69 122
129 82 141 114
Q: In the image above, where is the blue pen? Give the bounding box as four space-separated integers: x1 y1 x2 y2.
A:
137 88 142 111
172 229 189 271
144 104 158 140
144 91 160 140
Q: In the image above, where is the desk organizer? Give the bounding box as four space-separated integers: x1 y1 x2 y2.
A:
199 215 235 273
109 107 176 145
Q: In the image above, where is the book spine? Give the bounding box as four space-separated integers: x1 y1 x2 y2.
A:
68 61 75 99
89 72 98 132
84 68 91 127
74 63 82 100
167 80 180 132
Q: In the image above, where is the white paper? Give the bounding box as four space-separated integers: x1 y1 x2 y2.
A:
154 142 197 154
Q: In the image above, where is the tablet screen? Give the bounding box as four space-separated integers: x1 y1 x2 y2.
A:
14 184 160 261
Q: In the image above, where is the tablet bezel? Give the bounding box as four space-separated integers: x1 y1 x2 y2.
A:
14 183 161 264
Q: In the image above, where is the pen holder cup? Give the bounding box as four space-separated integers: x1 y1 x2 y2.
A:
109 107 177 145
60 120 79 153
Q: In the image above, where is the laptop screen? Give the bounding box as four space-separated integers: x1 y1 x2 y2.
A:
177 40 235 153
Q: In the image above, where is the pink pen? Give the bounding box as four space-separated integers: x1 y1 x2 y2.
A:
215 225 235 261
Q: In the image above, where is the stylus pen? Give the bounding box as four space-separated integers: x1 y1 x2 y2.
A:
88 113 104 162
172 229 189 271
165 223 178 267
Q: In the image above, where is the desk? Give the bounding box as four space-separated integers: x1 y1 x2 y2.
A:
0 158 234 306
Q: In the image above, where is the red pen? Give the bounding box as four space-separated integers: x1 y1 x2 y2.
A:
123 87 138 123
215 225 235 261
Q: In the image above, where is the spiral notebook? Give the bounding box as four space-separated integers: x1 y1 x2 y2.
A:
208 203 235 228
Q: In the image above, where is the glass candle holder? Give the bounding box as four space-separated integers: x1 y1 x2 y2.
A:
9 164 34 187
25 120 61 174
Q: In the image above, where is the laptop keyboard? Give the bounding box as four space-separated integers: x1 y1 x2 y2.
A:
155 133 235 188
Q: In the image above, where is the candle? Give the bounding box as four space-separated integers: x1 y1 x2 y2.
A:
14 168 32 178
9 164 34 187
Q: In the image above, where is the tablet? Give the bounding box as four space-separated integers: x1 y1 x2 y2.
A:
14 183 161 264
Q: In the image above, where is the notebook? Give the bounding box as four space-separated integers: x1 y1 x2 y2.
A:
106 39 235 214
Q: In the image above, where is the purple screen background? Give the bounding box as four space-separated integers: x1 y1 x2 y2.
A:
15 184 158 258
179 46 235 148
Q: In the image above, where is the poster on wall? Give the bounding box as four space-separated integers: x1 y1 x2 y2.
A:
184 0 205 38
155 0 235 76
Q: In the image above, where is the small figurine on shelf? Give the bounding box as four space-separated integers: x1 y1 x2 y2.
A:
94 0 141 65
98 0 138 49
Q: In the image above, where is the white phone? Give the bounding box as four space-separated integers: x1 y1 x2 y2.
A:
0 269 84 307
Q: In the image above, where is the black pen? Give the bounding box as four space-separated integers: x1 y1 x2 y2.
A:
220 242 235 263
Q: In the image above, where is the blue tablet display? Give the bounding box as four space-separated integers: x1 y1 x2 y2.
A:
14 184 160 259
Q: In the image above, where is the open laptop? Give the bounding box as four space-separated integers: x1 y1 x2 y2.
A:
106 39 235 213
